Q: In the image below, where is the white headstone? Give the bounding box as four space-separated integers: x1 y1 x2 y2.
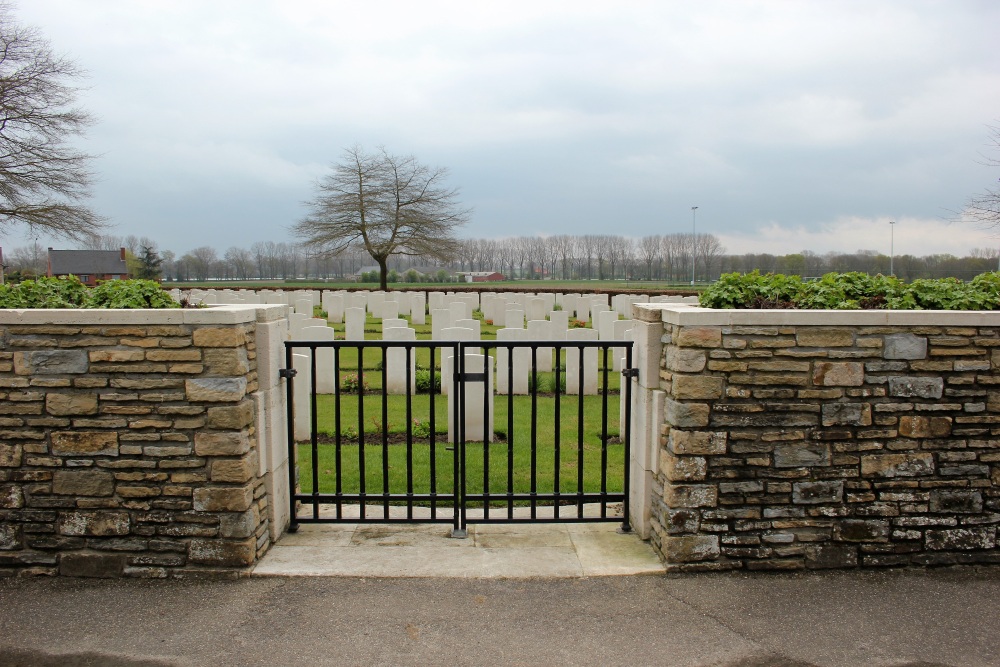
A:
505 307 524 329
410 293 426 325
300 326 337 394
323 293 345 324
344 307 366 341
431 309 452 339
612 319 634 372
382 318 407 331
454 318 481 340
447 353 494 443
565 328 599 395
292 352 312 441
384 326 417 394
526 319 553 372
496 328 529 395
525 297 546 322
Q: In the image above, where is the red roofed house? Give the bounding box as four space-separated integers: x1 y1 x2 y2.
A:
47 247 130 286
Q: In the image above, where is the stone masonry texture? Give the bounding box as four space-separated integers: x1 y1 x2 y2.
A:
653 318 1000 572
0 314 272 578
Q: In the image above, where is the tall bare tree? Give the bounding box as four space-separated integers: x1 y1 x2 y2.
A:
293 146 470 290
962 123 1000 227
0 5 104 242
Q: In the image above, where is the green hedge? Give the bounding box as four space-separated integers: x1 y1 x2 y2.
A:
0 276 180 309
699 271 1000 310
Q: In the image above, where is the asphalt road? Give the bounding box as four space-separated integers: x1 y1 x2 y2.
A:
1 568 998 667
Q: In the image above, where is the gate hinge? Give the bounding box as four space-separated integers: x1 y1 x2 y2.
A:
279 368 297 379
621 368 639 380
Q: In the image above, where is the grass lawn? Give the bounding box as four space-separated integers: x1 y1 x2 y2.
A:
297 391 624 502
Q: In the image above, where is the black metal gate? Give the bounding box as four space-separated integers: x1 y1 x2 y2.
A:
284 339 634 536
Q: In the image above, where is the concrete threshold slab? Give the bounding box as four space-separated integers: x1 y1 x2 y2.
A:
253 512 665 579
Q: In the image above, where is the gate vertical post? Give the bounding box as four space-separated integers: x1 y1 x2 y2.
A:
283 343 299 533
620 344 634 533
452 341 466 537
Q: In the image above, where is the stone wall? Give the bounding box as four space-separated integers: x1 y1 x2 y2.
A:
633 305 1000 571
0 305 289 578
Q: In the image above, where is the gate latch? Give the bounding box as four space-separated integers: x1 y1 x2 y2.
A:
279 368 298 379
621 368 639 380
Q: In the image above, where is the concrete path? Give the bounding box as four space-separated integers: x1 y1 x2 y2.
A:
254 521 665 578
1 568 999 666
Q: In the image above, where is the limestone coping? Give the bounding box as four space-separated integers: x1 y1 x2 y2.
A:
633 303 1000 327
0 303 288 326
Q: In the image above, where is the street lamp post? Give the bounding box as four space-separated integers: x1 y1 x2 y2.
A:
889 220 895 276
691 206 698 287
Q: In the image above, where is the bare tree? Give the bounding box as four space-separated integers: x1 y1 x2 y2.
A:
0 5 104 242
293 146 470 290
549 234 575 279
962 123 1000 227
697 233 726 281
638 235 661 280
225 246 254 281
183 246 218 281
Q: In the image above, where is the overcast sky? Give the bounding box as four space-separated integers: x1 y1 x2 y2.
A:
7 0 1000 259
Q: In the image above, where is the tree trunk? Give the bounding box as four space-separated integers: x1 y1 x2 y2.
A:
376 256 389 291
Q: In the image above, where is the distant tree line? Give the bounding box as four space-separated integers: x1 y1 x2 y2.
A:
5 233 1000 283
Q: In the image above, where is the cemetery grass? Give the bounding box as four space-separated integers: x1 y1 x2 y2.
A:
296 393 624 500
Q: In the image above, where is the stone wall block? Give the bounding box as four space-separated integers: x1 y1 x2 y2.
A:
664 484 718 508
662 535 720 563
0 484 24 508
813 362 864 387
192 328 246 348
821 402 872 427
206 400 255 429
52 470 114 496
185 378 248 402
203 348 250 376
665 398 710 428
46 393 99 416
188 537 256 567
210 455 255 483
888 377 944 399
860 453 935 478
219 506 260 539
58 552 126 578
835 519 890 542
929 490 983 514
14 350 88 375
899 416 952 438
193 486 254 512
925 527 996 551
675 327 722 348
805 544 858 568
792 480 843 504
796 329 854 348
58 511 131 536
195 431 251 457
672 375 724 400
665 509 700 534
0 444 22 467
661 453 708 482
884 334 927 360
773 442 830 468
51 432 118 457
668 430 727 455
666 347 707 373
0 523 21 550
